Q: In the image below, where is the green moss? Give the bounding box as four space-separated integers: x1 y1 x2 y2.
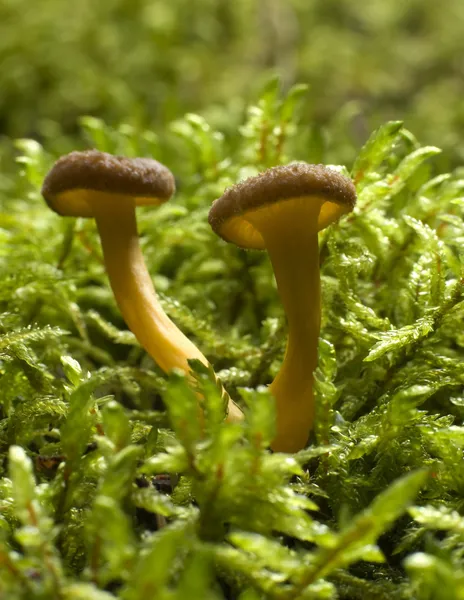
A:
0 82 463 598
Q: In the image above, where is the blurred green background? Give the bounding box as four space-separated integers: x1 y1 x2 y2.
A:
1 0 464 164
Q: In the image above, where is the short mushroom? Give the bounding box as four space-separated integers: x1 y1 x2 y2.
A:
208 163 356 451
42 149 242 422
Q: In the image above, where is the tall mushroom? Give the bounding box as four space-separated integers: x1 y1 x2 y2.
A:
208 163 356 451
42 149 242 422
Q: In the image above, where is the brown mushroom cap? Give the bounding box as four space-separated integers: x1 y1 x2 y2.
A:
208 163 356 249
42 149 176 217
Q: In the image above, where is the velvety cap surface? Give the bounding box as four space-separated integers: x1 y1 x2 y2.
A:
42 150 175 217
208 163 357 249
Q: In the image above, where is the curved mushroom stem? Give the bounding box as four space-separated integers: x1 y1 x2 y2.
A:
266 233 320 451
246 199 321 452
93 197 243 422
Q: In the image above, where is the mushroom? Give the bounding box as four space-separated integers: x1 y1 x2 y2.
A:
208 163 356 451
42 149 242 422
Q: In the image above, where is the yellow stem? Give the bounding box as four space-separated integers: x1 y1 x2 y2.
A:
93 198 242 422
246 199 321 452
267 233 320 452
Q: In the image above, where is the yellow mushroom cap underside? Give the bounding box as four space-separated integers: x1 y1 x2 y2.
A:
41 149 176 217
208 163 357 249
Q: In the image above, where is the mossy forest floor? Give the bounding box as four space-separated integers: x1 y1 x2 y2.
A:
0 80 464 599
